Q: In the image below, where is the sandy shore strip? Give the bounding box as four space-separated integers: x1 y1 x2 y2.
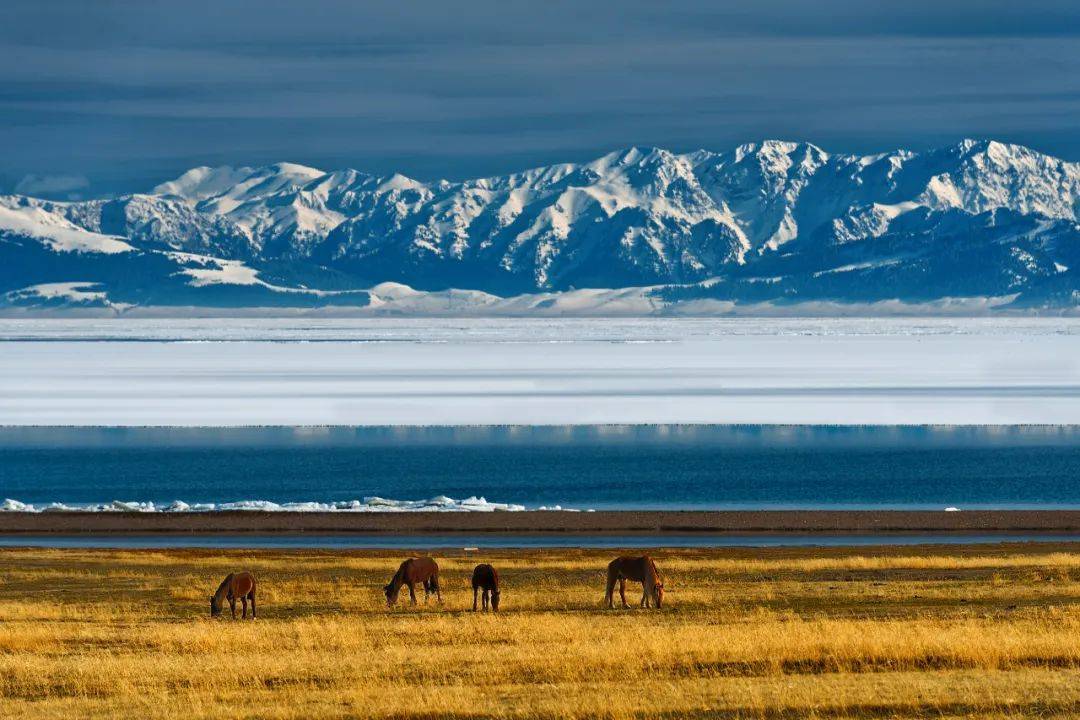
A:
5 510 1080 535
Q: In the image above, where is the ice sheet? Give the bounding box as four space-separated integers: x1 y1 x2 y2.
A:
0 496 529 513
2 318 1080 425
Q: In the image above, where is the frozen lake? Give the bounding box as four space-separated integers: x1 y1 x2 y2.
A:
2 317 1080 425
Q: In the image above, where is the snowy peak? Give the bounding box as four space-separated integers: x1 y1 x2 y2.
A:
918 140 1080 220
728 139 830 168
196 163 324 213
155 163 325 208
691 140 831 252
153 165 257 201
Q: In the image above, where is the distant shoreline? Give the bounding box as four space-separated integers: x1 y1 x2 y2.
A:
6 510 1080 535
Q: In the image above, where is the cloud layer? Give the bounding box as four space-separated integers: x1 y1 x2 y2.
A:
14 173 89 198
2 1 1079 196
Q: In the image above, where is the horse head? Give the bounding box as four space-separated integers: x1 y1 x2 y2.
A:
210 595 222 617
384 582 399 607
490 589 501 612
653 580 664 609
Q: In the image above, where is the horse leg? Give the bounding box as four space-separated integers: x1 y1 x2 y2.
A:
605 574 616 609
619 579 629 608
473 586 479 611
483 588 489 611
408 582 417 605
434 574 442 604
229 597 237 620
250 590 256 619
640 583 649 608
242 596 248 619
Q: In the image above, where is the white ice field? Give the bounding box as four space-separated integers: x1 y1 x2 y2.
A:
2 317 1080 426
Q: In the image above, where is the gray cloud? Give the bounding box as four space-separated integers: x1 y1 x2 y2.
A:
14 173 90 198
1 1 1078 196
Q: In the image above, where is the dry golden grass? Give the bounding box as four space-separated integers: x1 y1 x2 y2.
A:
4 543 1080 718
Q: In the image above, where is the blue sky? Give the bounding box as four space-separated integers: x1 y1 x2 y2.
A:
3 0 1079 197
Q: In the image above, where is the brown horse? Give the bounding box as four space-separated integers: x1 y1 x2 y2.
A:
210 571 256 619
605 556 664 609
384 557 441 607
471 563 500 612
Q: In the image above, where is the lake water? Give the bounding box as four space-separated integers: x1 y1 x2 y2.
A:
4 425 1080 512
3 533 1079 550
5 319 1080 515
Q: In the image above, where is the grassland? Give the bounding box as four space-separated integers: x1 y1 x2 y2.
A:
5 543 1080 718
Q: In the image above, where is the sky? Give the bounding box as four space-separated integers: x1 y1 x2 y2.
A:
2 0 1079 198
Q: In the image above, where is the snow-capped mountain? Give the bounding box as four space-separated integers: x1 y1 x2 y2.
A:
2 139 1079 313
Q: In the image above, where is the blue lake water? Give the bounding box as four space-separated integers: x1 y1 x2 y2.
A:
4 425 1080 511
3 533 1080 550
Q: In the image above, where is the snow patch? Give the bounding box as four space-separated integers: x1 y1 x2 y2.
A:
179 258 262 287
0 203 133 254
4 282 109 305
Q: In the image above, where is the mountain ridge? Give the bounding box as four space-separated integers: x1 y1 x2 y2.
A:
2 139 1079 314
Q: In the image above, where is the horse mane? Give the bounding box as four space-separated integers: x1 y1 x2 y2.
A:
213 573 234 602
387 561 409 590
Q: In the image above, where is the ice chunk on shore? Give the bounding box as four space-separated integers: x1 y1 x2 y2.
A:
0 495 532 513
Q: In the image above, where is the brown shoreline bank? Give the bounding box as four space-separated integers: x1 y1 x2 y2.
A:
5 510 1080 535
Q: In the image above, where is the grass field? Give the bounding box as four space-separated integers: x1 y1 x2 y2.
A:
5 543 1080 718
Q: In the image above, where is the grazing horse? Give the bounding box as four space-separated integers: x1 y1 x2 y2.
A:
384 557 441 607
471 563 501 612
210 571 256 619
605 556 664 609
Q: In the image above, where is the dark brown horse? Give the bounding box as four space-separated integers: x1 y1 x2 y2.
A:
471 563 500 612
605 556 664 609
210 571 256 619
384 557 441 607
